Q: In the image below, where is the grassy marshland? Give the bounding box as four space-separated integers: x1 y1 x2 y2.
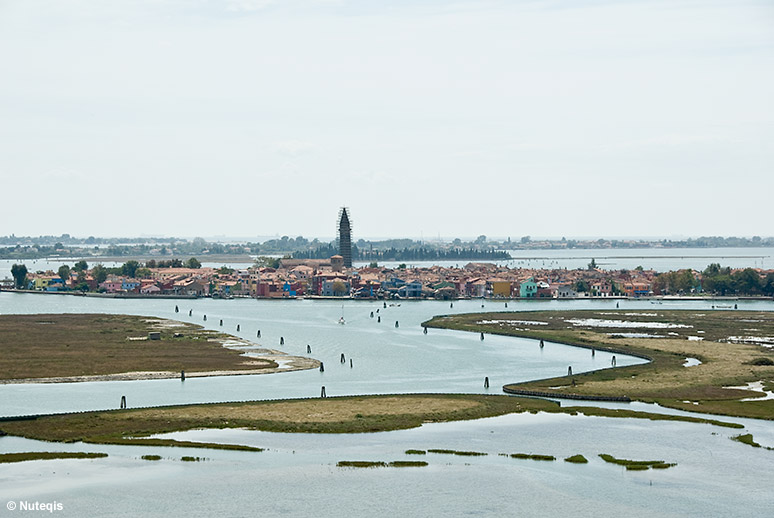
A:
0 394 745 450
424 310 774 420
503 453 555 461
564 454 589 463
0 314 278 380
337 460 428 468
599 454 676 470
427 449 487 456
0 451 107 464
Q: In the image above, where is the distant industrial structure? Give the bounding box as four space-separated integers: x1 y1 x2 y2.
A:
337 207 352 268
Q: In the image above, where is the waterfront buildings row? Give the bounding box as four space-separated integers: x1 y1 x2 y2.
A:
9 256 701 299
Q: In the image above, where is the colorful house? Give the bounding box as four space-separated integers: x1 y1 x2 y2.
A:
519 277 537 298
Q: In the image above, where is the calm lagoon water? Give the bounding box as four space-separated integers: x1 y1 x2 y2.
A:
2 246 773 279
1 293 773 516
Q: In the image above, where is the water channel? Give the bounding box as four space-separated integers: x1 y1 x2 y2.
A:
1 293 772 517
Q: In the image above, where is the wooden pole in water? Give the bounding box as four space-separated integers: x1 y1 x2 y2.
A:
321 386 326 398
340 353 346 364
120 396 126 409
257 330 261 338
611 355 616 366
181 370 185 381
319 362 324 372
220 319 223 326
236 324 240 331
377 316 381 323
592 349 595 357
203 315 207 321
175 305 179 313
350 358 353 368
370 311 374 318
280 337 284 345
189 309 192 316
395 321 399 328
484 376 489 388
568 366 572 376
307 344 311 353
423 327 427 334
450 302 453 308
480 332 485 341
539 339 544 349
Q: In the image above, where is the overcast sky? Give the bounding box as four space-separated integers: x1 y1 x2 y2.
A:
1 0 772 241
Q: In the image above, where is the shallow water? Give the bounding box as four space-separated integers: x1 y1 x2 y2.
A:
0 294 650 417
1 411 772 517
1 293 773 517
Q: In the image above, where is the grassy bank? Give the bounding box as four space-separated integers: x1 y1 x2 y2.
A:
0 394 743 449
0 314 278 380
0 451 107 464
424 310 774 420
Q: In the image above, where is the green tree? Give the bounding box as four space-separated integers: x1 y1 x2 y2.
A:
135 267 152 279
121 260 140 278
573 280 590 293
185 257 202 269
58 265 71 284
332 280 347 296
254 256 280 269
588 258 598 270
92 264 108 284
732 268 762 295
10 264 28 289
73 260 88 272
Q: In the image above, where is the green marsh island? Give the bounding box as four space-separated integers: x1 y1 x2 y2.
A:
425 309 774 420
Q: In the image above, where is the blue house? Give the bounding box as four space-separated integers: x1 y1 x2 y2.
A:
519 277 537 298
398 280 423 298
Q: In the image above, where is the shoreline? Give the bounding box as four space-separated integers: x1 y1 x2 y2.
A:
0 358 319 385
2 287 769 302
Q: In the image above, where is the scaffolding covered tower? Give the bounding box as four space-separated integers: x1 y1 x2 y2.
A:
337 207 352 268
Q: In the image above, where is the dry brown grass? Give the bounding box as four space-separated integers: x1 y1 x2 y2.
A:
135 396 480 423
0 314 277 380
426 310 774 420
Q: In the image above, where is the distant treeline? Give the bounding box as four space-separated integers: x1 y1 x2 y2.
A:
2 234 773 261
653 264 774 296
293 244 510 262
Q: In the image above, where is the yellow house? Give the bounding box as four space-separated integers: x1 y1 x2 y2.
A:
490 280 512 298
33 275 57 290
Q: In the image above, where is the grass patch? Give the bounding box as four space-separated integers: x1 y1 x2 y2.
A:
746 358 774 366
337 461 387 468
599 453 676 470
424 310 774 420
427 449 487 456
389 461 428 467
405 449 426 455
0 394 559 447
731 433 770 449
0 314 278 381
180 456 203 462
141 455 162 461
0 451 107 464
564 454 588 463
507 453 555 461
566 406 743 429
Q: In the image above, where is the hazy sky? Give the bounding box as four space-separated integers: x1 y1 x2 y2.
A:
1 0 772 240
